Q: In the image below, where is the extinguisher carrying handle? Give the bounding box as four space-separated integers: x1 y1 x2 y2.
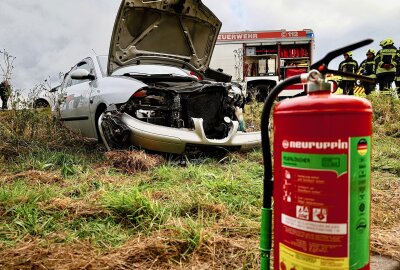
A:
311 39 373 71
311 38 375 83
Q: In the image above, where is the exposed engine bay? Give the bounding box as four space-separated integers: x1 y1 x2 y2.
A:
100 80 246 149
121 81 245 138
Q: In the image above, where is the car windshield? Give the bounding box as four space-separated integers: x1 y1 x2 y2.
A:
112 65 198 81
97 55 108 76
113 65 189 76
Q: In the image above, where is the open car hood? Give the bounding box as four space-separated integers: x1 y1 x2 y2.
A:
108 0 222 76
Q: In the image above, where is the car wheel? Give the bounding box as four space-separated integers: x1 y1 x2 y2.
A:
97 112 111 150
34 100 50 109
251 84 271 102
94 105 107 143
97 111 130 151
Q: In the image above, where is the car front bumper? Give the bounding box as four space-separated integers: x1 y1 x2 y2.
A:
100 112 261 154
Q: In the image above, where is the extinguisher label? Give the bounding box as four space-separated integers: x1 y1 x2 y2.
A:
282 214 347 235
278 136 371 270
282 152 347 176
280 243 349 269
349 136 370 268
280 152 349 258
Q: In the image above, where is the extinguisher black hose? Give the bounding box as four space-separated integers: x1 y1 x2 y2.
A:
260 75 302 208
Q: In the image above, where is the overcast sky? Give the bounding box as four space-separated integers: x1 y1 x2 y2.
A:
0 0 399 91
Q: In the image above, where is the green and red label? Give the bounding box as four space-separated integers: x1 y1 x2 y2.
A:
276 136 370 270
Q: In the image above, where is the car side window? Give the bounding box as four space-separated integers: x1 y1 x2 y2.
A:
63 70 74 88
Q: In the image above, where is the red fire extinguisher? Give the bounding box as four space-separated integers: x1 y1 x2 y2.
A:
260 39 374 270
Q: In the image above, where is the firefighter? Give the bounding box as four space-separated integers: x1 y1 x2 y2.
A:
375 38 397 92
0 79 11 110
338 51 358 95
395 47 400 95
358 48 376 95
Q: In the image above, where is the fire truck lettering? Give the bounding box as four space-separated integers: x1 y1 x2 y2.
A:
218 33 258 41
243 33 257 39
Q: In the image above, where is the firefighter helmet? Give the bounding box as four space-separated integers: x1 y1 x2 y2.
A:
380 38 394 47
366 48 375 55
344 51 353 57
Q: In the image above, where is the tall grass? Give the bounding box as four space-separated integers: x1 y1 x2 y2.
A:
0 96 399 267
102 188 166 231
0 109 104 175
370 95 400 176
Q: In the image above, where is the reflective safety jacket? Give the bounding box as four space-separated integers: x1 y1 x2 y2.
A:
396 49 400 81
339 58 358 80
358 57 376 79
375 45 397 75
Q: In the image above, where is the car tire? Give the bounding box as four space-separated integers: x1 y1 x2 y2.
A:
250 84 271 102
97 112 111 150
95 106 106 143
34 100 50 109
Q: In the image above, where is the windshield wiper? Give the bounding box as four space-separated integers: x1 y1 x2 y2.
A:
123 72 150 76
123 72 197 81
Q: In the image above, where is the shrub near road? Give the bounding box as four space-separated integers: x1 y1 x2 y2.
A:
0 96 399 268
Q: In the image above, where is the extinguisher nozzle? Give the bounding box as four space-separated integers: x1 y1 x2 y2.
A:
260 207 272 270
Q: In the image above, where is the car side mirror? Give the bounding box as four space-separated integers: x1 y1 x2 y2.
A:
50 85 60 93
70 69 95 80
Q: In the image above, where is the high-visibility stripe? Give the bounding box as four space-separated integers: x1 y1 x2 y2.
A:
354 86 365 94
333 87 366 96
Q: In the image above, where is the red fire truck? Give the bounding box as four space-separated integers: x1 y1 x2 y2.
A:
210 29 314 100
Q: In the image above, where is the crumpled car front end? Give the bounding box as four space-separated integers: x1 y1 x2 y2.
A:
98 81 261 154
98 0 261 154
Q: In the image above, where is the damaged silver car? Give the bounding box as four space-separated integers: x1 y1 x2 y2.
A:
57 0 261 154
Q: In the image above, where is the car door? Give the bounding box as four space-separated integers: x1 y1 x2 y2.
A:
59 59 96 138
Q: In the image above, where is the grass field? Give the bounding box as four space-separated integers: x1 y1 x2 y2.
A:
0 95 399 269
